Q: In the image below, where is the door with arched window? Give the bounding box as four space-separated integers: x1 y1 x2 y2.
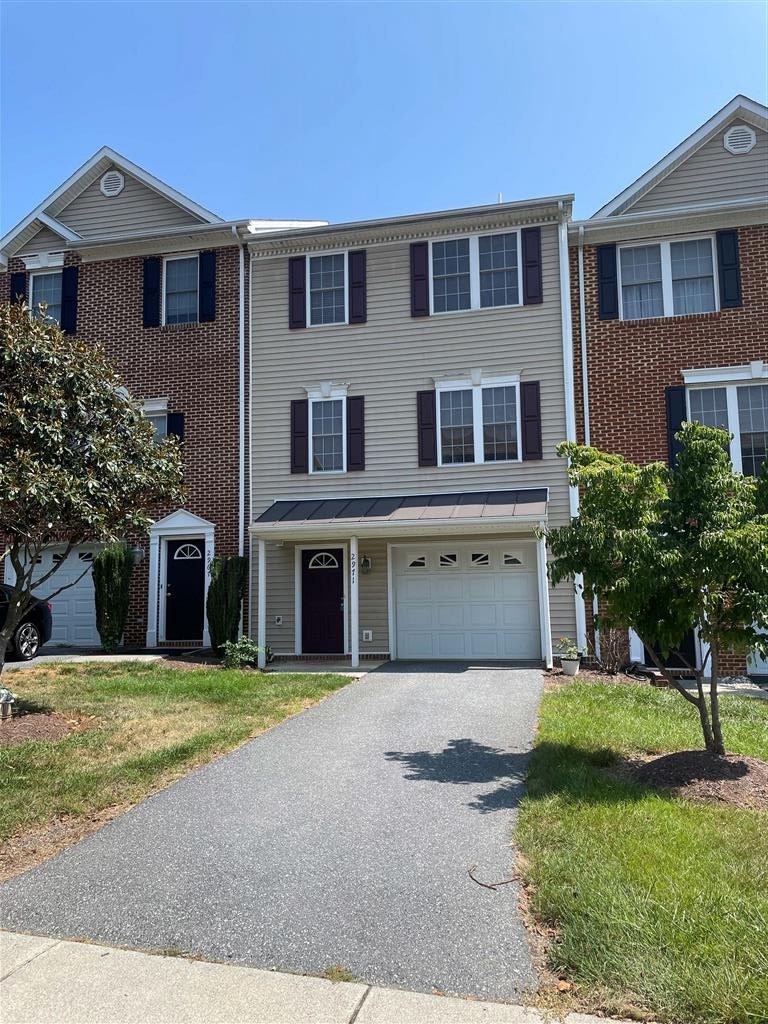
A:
301 548 344 654
165 538 205 642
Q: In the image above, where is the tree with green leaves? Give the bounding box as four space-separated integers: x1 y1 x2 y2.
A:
0 300 184 671
93 543 135 652
543 422 768 755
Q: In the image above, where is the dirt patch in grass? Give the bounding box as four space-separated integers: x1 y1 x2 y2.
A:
619 750 768 811
0 712 91 748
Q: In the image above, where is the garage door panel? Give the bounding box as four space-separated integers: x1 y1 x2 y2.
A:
436 633 467 658
397 578 433 602
25 547 99 647
499 574 537 599
436 604 465 628
469 634 500 658
503 632 540 658
467 576 497 600
400 633 435 659
400 605 433 628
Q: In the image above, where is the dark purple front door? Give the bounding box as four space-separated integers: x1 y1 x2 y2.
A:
301 548 344 654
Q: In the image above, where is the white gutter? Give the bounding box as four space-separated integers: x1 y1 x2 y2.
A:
570 195 768 239
232 226 246 559
558 202 587 652
577 225 590 447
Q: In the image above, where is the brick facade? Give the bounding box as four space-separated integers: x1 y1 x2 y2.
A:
1 245 243 646
571 223 768 674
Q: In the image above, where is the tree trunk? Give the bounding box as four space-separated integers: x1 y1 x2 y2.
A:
0 633 10 675
709 642 726 756
694 672 716 753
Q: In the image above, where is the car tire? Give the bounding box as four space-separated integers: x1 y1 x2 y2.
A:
13 621 41 661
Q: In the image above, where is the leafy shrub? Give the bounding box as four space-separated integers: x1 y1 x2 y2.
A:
206 555 248 655
222 636 272 670
93 543 135 652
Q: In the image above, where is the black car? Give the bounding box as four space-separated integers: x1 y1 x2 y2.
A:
0 585 53 660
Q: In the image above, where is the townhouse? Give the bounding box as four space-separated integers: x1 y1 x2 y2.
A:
569 94 768 677
0 148 320 649
245 197 583 668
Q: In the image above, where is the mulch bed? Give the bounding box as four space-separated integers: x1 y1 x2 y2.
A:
161 651 223 671
0 711 86 748
616 750 768 811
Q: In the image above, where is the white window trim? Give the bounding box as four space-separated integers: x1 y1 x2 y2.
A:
162 252 199 327
306 385 348 475
683 361 767 385
29 268 63 322
142 397 169 415
429 230 524 316
617 233 719 322
305 249 349 328
435 372 522 467
686 377 767 475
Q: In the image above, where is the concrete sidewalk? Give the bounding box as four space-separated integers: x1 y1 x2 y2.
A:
1 932 619 1024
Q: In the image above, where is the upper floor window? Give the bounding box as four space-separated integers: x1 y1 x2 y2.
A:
310 396 345 472
688 381 767 477
30 271 62 324
309 253 346 326
437 375 520 466
618 237 717 320
142 399 168 443
164 255 198 325
431 231 522 314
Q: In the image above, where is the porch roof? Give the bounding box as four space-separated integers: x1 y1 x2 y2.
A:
252 489 548 540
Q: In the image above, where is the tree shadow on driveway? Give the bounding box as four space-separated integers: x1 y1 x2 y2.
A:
384 738 530 813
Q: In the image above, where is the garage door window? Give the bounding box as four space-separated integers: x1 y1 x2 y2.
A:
503 552 523 566
471 552 490 566
408 555 427 568
439 553 458 567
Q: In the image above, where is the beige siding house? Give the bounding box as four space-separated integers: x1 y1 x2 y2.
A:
247 197 581 667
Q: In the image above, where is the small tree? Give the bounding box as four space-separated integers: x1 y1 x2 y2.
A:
543 422 768 755
206 555 248 655
93 543 135 652
0 301 184 671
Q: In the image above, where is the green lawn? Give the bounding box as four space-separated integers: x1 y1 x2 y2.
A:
517 681 768 1024
0 662 349 853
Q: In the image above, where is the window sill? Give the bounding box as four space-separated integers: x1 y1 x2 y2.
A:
437 458 523 468
431 302 524 317
160 321 202 330
618 310 721 326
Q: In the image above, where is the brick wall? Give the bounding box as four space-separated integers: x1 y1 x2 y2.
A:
570 223 768 674
2 246 243 646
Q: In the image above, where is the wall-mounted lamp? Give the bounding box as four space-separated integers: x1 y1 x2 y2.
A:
361 556 373 574
130 545 146 564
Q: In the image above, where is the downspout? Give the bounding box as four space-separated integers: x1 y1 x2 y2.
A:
578 224 600 659
232 225 245 559
558 202 587 653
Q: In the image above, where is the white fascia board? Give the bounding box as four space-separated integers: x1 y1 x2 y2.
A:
569 195 768 242
68 219 251 249
246 219 329 234
683 361 767 384
592 95 768 219
251 515 546 542
36 212 82 242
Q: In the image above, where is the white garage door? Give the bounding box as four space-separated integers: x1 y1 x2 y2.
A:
394 541 541 660
30 547 100 647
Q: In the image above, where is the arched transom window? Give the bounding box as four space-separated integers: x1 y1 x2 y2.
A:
308 551 339 569
174 543 202 560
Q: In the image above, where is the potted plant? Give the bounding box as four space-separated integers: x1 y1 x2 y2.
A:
557 636 581 676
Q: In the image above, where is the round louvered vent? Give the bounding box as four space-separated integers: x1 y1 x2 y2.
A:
100 169 125 197
723 124 756 155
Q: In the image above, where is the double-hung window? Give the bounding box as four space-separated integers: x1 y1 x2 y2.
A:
437 376 520 466
142 399 168 443
431 231 522 314
618 236 717 320
164 255 199 325
308 253 346 326
30 271 63 324
687 378 768 478
310 396 346 472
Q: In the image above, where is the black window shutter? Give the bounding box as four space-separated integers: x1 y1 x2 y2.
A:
416 390 438 466
199 250 216 322
60 266 79 334
348 249 367 324
143 257 161 327
288 256 307 330
291 399 309 473
716 230 742 309
346 395 365 470
665 385 687 468
521 381 543 460
410 242 430 318
597 244 619 320
521 227 543 305
10 271 26 304
167 412 185 443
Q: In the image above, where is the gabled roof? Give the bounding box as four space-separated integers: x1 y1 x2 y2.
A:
0 146 222 257
592 94 768 218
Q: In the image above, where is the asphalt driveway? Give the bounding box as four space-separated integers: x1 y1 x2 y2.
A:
0 662 543 1001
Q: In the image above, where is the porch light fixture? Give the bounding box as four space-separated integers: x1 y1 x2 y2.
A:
361 556 373 574
130 545 146 564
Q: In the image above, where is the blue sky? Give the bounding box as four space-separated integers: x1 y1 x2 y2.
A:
2 1 766 231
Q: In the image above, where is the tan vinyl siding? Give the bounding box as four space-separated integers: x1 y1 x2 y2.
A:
627 125 768 213
249 218 577 655
58 173 206 237
16 226 67 254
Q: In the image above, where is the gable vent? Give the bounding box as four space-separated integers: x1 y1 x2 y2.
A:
723 124 757 155
100 169 125 197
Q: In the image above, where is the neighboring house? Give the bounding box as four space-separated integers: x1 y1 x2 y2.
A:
0 147 321 649
569 95 768 677
246 197 583 668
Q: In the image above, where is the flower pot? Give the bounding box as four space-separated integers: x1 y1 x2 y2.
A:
561 658 580 677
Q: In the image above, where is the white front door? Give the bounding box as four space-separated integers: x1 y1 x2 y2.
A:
393 541 540 660
31 547 100 647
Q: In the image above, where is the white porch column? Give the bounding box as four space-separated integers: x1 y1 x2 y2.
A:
536 532 553 669
146 531 160 648
202 530 214 649
350 536 359 668
257 539 267 669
